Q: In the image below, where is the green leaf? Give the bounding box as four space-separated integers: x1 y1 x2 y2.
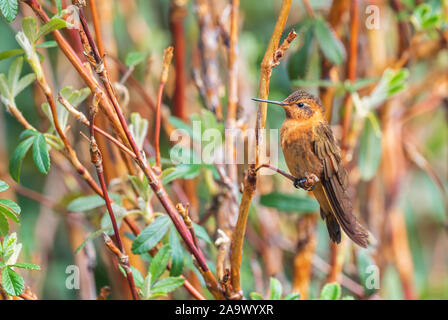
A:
67 194 120 212
283 292 300 300
10 262 40 270
168 116 193 137
313 18 345 65
0 204 19 224
125 52 148 67
8 57 23 92
342 295 355 300
269 277 282 300
1 267 24 296
149 244 171 284
0 180 9 193
14 73 36 97
131 215 171 254
320 282 341 300
151 277 185 295
162 164 201 185
169 227 184 277
36 40 58 49
32 133 50 174
250 292 264 300
0 0 18 22
0 49 23 61
9 136 34 183
0 73 10 98
358 113 382 181
36 17 69 40
0 199 20 215
192 223 211 244
260 192 319 213
22 17 37 44
0 212 8 236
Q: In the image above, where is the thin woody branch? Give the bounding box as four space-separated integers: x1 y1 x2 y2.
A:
230 0 294 298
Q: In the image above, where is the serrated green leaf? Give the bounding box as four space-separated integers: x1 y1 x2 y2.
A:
0 0 19 22
9 136 34 183
320 282 341 300
151 277 184 295
10 262 40 270
260 192 319 213
358 113 382 181
169 227 184 277
0 212 9 236
1 267 24 296
36 17 69 40
0 180 9 193
313 18 345 65
0 204 19 224
132 215 171 254
192 223 211 244
125 52 148 67
283 292 300 300
250 292 264 300
0 49 23 61
269 277 282 300
149 244 171 284
32 133 50 174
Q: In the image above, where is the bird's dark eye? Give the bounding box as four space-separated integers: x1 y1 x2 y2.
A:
297 102 304 108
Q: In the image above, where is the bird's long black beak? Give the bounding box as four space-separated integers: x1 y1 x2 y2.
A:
251 98 287 106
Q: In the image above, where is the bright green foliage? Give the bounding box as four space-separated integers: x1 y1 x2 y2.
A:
0 0 18 22
319 282 353 300
125 51 148 67
9 129 50 182
132 215 171 254
0 180 20 235
260 192 319 213
0 233 40 297
0 57 36 108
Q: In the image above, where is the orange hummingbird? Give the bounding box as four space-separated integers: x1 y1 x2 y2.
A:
253 90 369 248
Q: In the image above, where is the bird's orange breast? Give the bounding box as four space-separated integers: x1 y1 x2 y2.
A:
280 118 323 178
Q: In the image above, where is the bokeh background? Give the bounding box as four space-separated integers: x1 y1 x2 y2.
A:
0 0 447 300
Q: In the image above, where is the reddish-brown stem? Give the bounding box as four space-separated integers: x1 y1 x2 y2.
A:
74 8 219 294
170 0 187 120
255 163 296 182
88 94 139 300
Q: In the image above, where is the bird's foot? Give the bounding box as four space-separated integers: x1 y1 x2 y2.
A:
294 174 319 191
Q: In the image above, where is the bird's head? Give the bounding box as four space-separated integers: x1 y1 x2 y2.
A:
252 90 324 121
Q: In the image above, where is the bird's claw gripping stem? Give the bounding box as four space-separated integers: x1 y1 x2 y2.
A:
294 174 319 191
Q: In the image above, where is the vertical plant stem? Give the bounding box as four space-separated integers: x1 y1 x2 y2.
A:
230 0 293 297
89 92 139 300
155 47 174 171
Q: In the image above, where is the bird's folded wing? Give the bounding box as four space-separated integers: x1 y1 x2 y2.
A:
313 123 368 247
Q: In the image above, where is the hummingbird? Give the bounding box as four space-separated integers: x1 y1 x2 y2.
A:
253 90 369 248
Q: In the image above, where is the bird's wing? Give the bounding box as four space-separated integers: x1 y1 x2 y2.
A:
313 123 368 247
